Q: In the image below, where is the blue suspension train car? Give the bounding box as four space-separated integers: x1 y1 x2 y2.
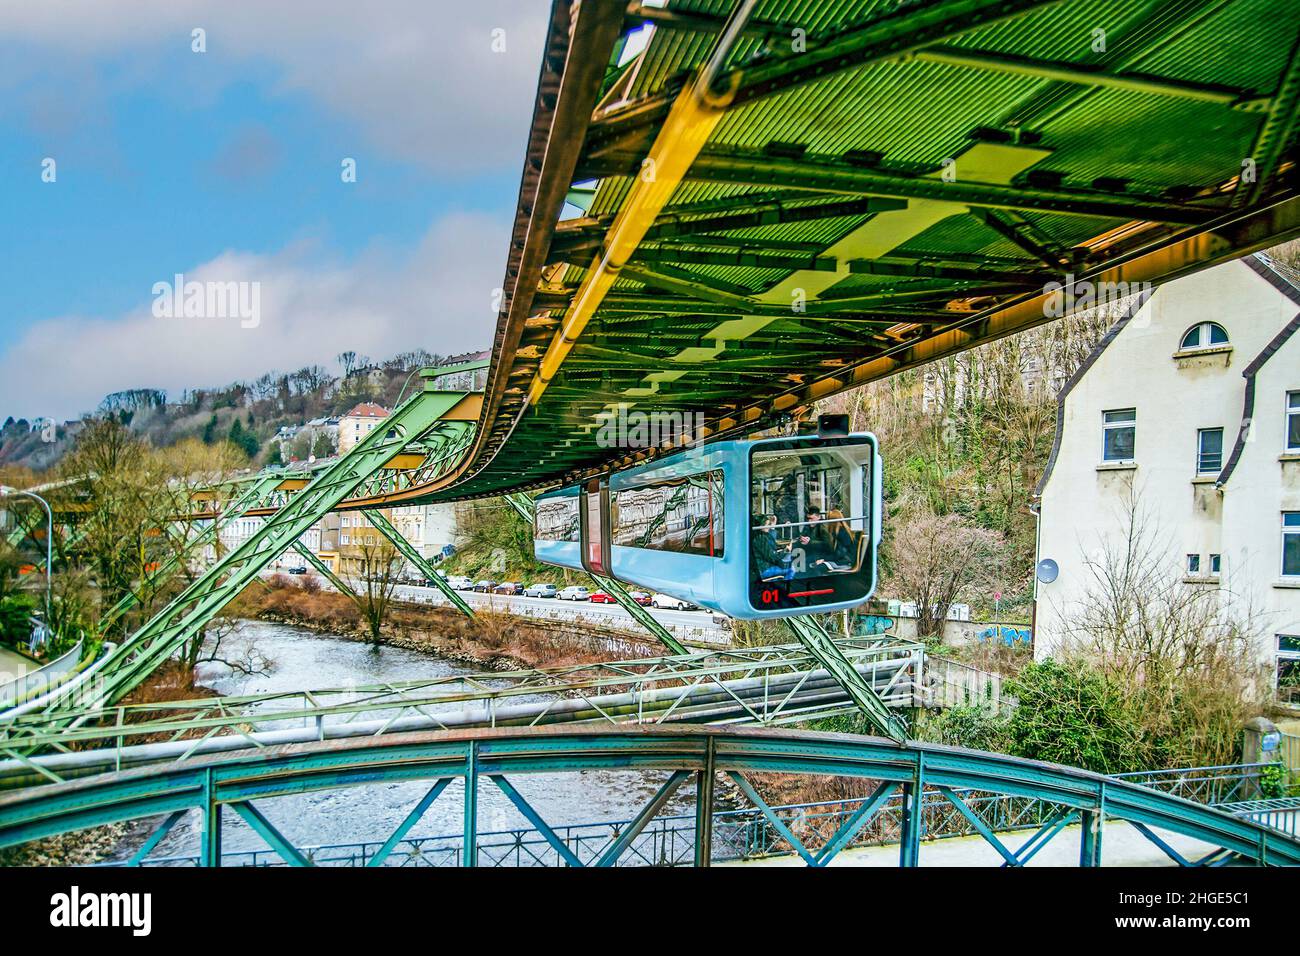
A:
533 419 882 620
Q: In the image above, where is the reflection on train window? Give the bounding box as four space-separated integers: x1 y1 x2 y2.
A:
535 495 580 542
611 470 724 557
749 446 873 611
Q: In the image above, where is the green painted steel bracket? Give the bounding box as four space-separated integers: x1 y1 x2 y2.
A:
43 383 475 716
290 542 356 597
361 509 475 619
503 492 688 656
783 614 908 742
99 471 287 633
2 507 41 550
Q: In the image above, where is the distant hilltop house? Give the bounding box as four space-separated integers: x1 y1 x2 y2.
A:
1033 254 1300 700
338 403 389 454
274 416 339 462
431 350 490 392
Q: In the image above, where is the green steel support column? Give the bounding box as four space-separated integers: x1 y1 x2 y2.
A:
201 768 221 868
361 509 476 619
463 743 478 868
503 492 687 655
291 542 357 597
899 758 925 867
367 778 452 868
784 614 908 741
99 472 285 633
57 382 472 714
694 737 715 867
230 800 312 866
588 574 688 655
36 522 86 573
1080 786 1104 867
2 507 39 549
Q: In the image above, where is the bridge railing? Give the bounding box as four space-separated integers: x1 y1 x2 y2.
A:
0 641 85 709
111 763 1273 868
1109 763 1271 806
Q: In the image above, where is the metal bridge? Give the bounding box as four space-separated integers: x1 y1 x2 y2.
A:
0 639 921 789
4 0 1300 864
2 726 1297 867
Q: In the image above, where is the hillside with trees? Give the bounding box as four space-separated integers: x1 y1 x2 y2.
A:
0 349 470 473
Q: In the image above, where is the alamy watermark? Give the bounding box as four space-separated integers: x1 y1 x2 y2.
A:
1041 273 1151 318
152 273 260 328
594 406 706 449
50 886 151 936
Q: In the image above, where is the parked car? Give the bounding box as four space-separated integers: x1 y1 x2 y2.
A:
446 575 474 590
650 593 698 611
287 567 308 575
557 585 591 601
588 591 616 604
471 579 498 592
492 582 523 595
523 583 557 598
629 591 652 606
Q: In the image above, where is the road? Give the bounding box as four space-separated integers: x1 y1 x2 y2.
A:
391 582 727 640
270 570 729 642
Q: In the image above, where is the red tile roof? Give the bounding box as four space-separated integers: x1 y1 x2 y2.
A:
343 403 389 419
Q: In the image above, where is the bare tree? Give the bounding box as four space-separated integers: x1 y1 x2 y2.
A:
1060 488 1265 688
346 539 403 647
886 506 1001 640
180 615 273 683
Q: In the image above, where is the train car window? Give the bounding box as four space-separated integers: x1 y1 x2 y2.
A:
611 469 724 557
535 495 580 542
749 443 874 611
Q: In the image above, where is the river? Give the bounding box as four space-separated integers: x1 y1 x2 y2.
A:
109 619 696 865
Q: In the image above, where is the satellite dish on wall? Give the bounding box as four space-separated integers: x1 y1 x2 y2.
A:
1036 558 1059 584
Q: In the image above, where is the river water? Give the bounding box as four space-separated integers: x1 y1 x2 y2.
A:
110 620 695 865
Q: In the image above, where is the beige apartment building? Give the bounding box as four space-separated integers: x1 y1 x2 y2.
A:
337 403 389 455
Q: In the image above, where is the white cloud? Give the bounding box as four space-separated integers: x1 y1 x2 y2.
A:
0 0 549 173
0 212 507 421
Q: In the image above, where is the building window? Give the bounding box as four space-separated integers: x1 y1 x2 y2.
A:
1186 554 1200 575
1102 408 1136 462
1197 427 1224 474
1179 322 1229 350
1288 391 1299 452
1278 635 1300 704
1209 553 1221 575
1284 513 1300 577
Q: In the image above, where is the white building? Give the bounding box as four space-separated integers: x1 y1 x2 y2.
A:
1033 254 1300 699
337 403 389 455
389 504 459 560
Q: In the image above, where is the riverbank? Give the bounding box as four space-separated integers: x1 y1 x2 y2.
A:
230 576 663 672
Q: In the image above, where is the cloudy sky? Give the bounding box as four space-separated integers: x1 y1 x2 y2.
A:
0 1 550 421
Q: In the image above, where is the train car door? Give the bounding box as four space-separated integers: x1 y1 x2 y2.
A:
579 478 611 576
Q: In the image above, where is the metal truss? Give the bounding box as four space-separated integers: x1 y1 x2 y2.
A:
361 509 475 619
99 471 287 632
784 614 909 742
290 542 355 597
2 725 1296 867
37 378 478 718
502 492 687 655
0 639 921 788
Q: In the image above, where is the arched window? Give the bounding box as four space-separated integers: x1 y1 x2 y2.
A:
1180 322 1229 350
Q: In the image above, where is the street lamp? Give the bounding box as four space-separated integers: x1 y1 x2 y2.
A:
0 485 53 621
